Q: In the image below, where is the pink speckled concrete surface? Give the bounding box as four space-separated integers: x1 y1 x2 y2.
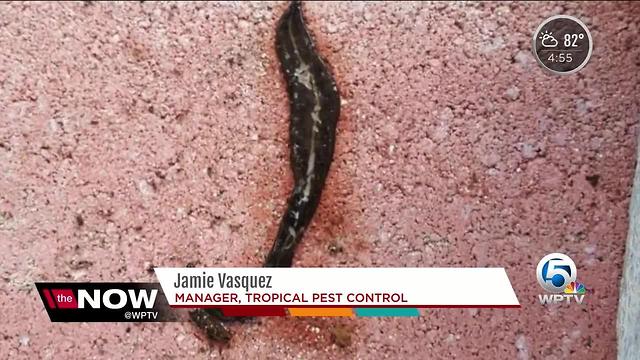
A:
1 1 639 359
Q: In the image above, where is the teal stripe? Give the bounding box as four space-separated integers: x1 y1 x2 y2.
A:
354 308 420 317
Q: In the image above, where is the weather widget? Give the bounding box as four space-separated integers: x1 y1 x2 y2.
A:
532 15 593 75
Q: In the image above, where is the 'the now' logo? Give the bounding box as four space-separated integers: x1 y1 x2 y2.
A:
41 288 157 309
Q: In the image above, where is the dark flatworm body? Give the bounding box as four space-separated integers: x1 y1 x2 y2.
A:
265 1 340 267
192 1 339 342
189 308 232 343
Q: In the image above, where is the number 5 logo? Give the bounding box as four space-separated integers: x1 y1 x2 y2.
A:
536 253 577 293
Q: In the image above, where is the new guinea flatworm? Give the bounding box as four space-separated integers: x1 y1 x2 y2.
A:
265 0 340 267
190 1 340 342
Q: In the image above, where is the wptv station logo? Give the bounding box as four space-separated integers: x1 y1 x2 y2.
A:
536 253 587 305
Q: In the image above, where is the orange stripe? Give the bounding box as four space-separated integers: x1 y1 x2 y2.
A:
288 308 353 317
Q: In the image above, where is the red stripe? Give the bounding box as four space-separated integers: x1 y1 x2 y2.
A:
43 289 56 309
220 306 286 317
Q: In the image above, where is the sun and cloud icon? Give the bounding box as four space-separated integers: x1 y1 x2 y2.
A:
539 30 558 48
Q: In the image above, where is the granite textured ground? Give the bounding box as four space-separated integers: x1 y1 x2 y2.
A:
1 1 639 359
